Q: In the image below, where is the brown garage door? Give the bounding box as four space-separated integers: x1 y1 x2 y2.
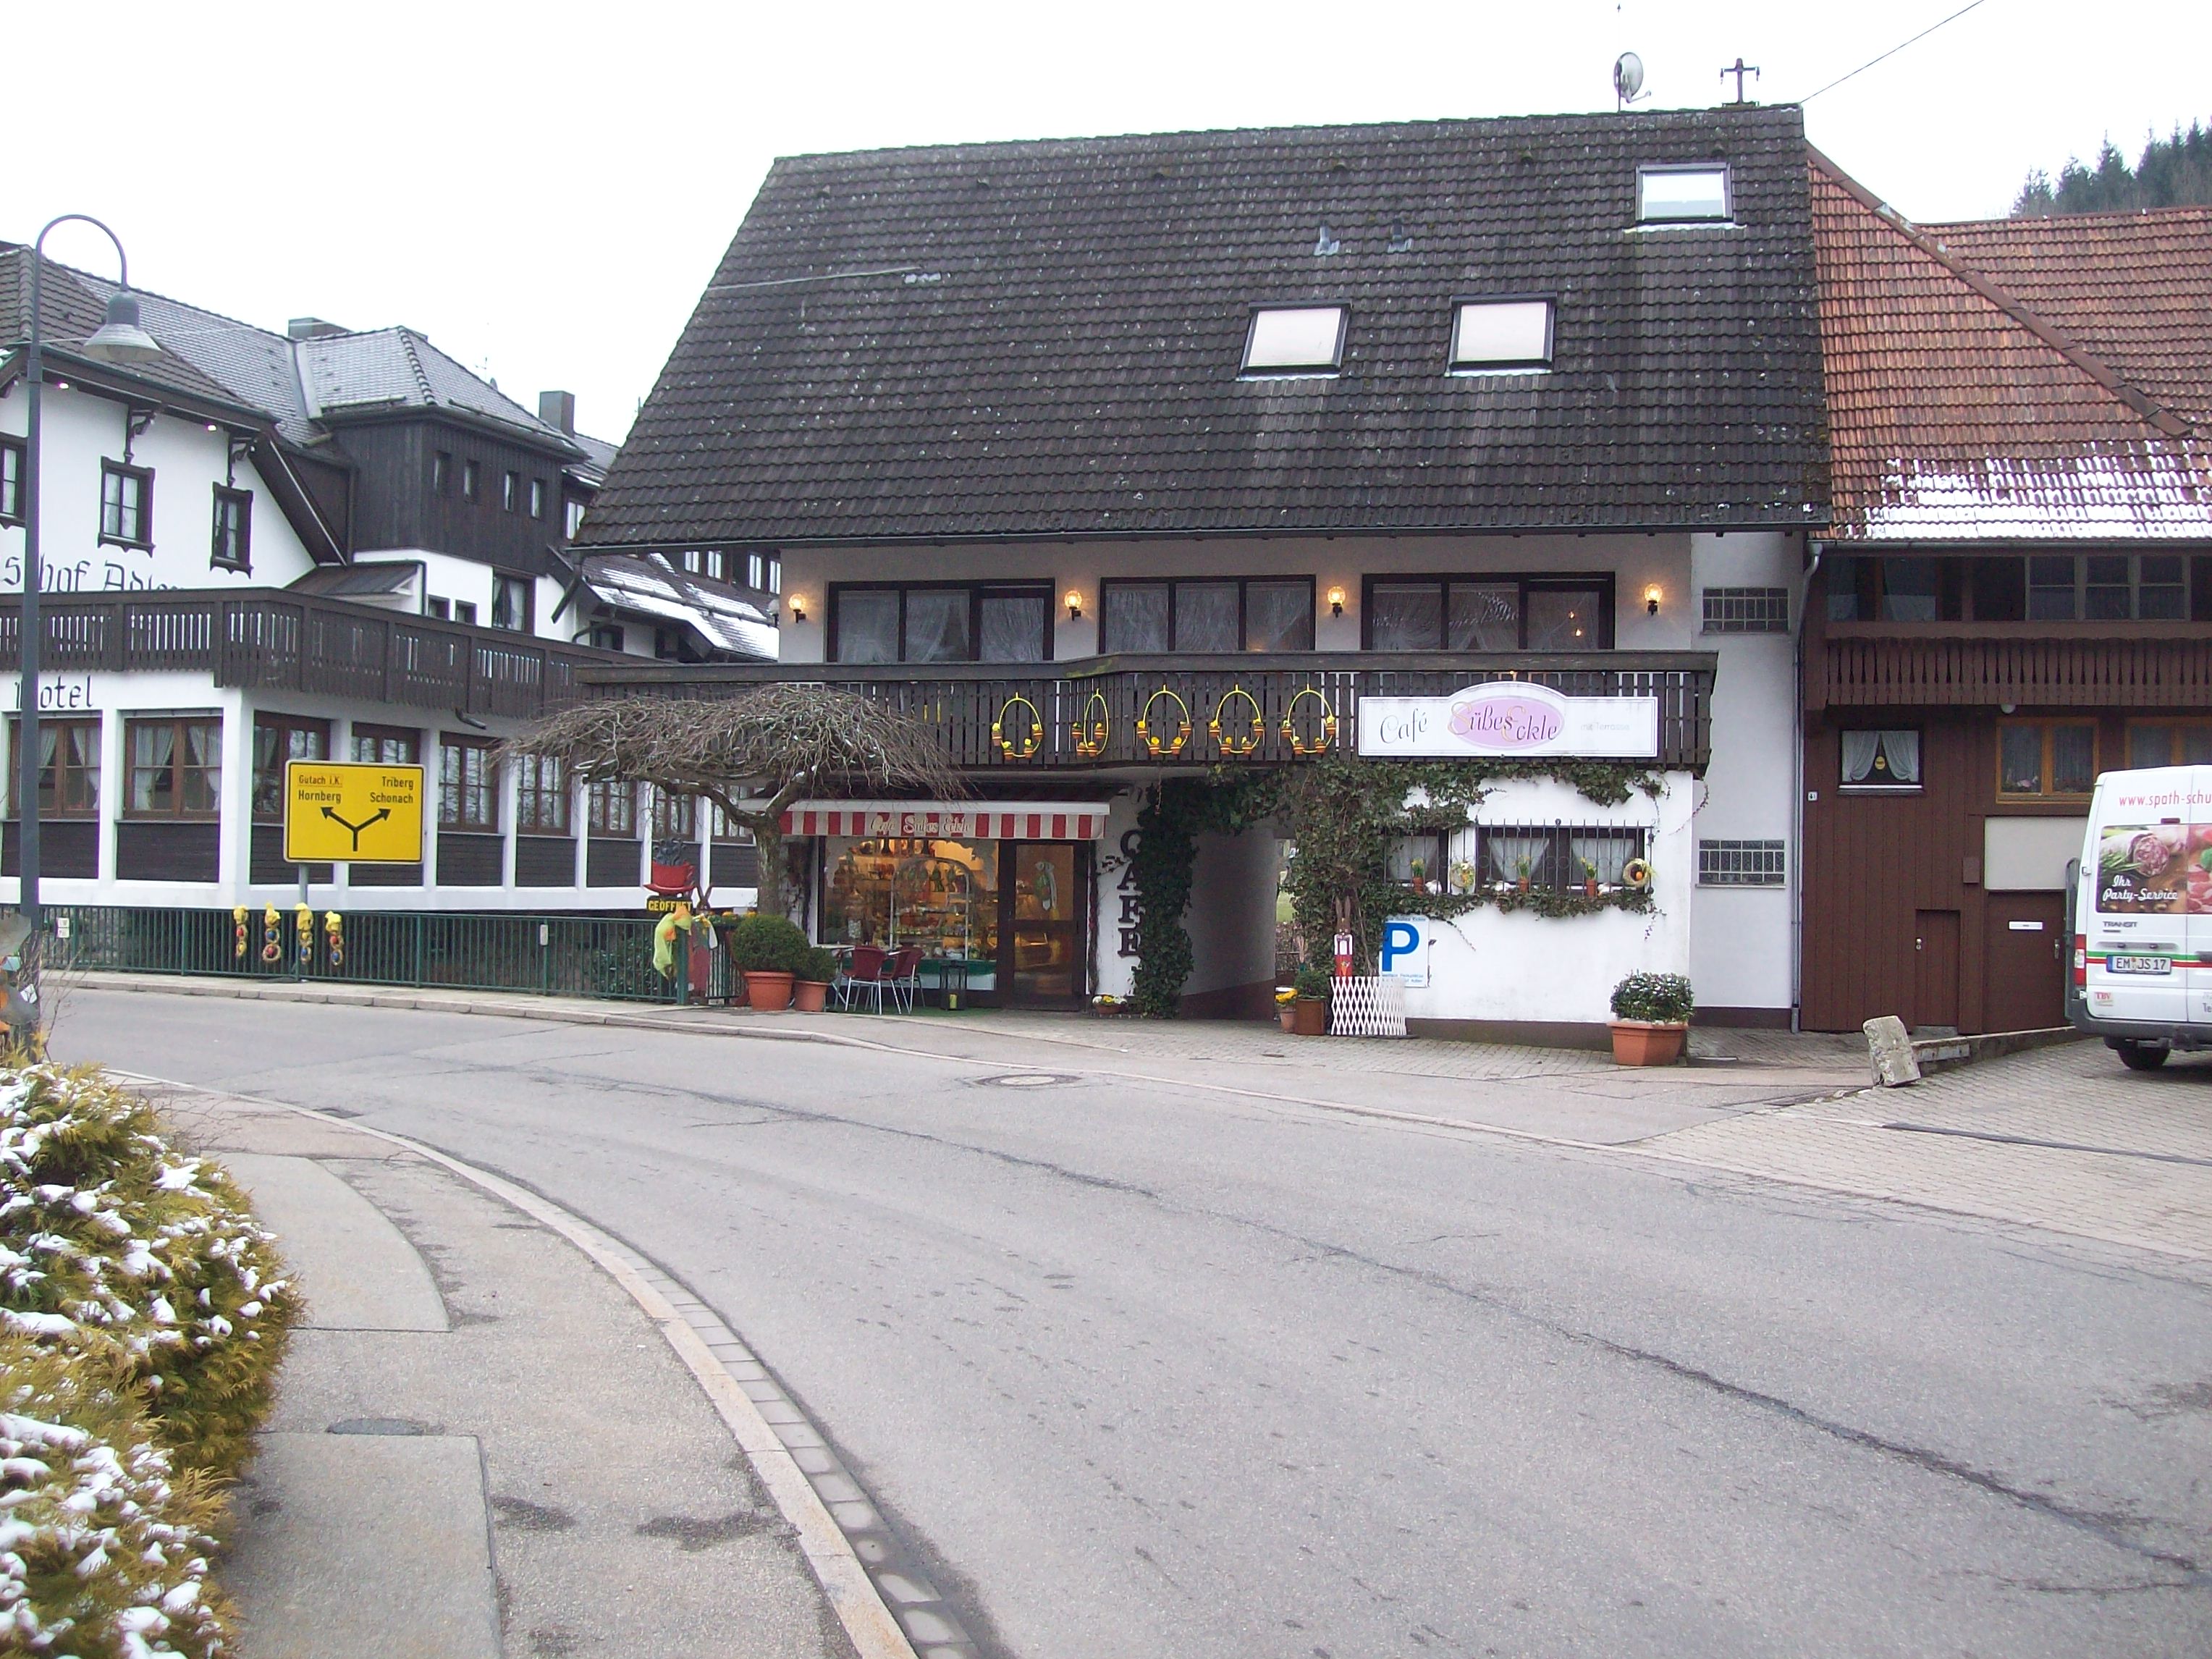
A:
1983 892 2067 1032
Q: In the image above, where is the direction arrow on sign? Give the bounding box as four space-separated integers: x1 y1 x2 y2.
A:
284 760 426 865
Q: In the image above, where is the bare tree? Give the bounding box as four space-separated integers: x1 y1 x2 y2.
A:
504 686 963 916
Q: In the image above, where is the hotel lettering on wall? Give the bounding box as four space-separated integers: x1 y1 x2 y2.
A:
1356 681 1660 760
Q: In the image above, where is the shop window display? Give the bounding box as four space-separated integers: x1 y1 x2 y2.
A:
826 837 1000 987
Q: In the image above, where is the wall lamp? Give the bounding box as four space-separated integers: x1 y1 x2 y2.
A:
788 594 807 622
1065 589 1084 620
1643 583 1663 616
1327 585 1346 617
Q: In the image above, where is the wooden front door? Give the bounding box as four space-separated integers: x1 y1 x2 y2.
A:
1983 892 2067 1034
1913 910 1960 1031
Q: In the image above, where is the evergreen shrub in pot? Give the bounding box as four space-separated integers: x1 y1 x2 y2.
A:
728 913 811 1011
793 945 838 1013
1291 961 1330 1037
1608 971 1694 1065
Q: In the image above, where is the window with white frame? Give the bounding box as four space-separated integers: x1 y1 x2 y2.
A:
1638 166 1731 223
1698 840 1785 886
1449 300 1553 371
1241 305 1347 375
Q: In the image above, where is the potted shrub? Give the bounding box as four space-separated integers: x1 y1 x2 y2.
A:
1581 858 1600 900
792 945 837 1013
1515 856 1533 895
1275 985 1299 1032
1291 962 1330 1037
728 912 810 1011
1609 971 1694 1065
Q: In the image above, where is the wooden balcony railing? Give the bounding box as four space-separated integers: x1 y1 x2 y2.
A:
0 591 619 721
591 651 1719 771
1812 623 2212 711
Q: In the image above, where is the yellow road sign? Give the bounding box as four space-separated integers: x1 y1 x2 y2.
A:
284 759 426 864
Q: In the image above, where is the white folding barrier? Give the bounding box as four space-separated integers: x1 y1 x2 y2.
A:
1330 975 1408 1039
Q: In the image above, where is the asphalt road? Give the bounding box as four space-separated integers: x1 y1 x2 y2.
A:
59 991 2212 1658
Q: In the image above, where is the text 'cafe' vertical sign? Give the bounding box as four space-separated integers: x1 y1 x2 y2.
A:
1356 681 1659 759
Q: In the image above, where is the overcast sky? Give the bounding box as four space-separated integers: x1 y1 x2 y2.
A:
17 1 2204 446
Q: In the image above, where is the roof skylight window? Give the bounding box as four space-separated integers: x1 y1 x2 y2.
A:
1242 305 1347 375
1637 166 1731 223
1450 300 1553 372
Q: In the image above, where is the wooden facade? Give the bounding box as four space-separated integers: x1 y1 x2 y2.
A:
0 590 613 721
1799 573 2206 1034
599 651 1720 774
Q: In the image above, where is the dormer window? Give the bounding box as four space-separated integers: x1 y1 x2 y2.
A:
1450 300 1553 373
1242 305 1346 375
1637 165 1731 223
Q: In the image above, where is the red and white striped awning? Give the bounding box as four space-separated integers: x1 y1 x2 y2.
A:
780 801 1113 840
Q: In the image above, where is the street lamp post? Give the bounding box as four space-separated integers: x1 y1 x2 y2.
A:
17 216 162 1005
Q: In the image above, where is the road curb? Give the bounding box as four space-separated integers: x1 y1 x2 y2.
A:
119 1069 981 1659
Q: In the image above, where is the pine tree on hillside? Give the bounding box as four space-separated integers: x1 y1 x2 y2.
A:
2014 122 2212 215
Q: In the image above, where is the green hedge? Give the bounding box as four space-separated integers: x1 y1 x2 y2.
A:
0 1065 300 1482
0 1333 230 1658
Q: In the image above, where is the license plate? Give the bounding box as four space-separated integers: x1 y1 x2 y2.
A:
2107 956 2173 976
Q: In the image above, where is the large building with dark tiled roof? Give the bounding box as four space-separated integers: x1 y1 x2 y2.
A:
587 106 1831 1035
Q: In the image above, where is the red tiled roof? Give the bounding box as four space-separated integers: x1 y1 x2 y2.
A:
1920 208 2212 427
1810 153 2212 541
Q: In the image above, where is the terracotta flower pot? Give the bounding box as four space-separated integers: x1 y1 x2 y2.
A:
1609 1019 1687 1066
745 970 795 1012
1516 878 1532 895
1278 1004 1298 1032
1291 997 1327 1037
791 978 829 1013
1584 879 1600 900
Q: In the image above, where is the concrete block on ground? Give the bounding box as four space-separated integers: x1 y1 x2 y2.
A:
1862 1016 1920 1087
227 1432 498 1659
219 1153 447 1330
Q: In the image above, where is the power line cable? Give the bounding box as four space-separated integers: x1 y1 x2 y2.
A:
1799 0 1991 104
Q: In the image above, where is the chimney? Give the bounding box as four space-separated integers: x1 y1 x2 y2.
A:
539 390 577 434
287 317 347 340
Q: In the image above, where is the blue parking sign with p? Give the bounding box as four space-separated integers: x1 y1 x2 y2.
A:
1380 918 1428 986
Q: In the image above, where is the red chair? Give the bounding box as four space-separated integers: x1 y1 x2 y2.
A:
885 947 924 1013
838 944 889 1013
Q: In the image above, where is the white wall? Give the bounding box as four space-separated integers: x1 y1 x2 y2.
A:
1401 774 1695 1031
777 530 1700 664
1686 531 1801 1016
0 384 316 594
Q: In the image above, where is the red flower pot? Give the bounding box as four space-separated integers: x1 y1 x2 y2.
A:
1279 1004 1299 1033
1609 1020 1686 1065
791 979 830 1013
745 970 795 1012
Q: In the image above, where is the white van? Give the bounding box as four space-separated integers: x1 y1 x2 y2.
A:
2068 765 2212 1069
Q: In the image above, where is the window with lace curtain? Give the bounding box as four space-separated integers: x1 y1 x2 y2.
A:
1839 730 1920 793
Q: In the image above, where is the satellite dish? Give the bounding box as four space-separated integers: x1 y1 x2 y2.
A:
1614 51 1646 108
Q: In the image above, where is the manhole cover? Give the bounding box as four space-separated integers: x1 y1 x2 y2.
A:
975 1073 1079 1089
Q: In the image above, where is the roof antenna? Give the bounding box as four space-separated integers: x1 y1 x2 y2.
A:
1720 57 1761 104
1613 53 1647 112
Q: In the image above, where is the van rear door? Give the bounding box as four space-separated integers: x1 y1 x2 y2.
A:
2082 767 2192 1027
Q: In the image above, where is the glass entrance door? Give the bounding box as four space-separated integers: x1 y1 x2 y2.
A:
1007 843 1084 1003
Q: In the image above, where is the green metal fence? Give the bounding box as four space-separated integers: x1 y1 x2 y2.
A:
44 906 736 1005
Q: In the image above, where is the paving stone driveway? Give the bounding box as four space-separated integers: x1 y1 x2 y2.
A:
1632 1042 2212 1263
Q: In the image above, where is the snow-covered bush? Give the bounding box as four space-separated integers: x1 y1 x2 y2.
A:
0 1065 299 1480
0 1333 229 1658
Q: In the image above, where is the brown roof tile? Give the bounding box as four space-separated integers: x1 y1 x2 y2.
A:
1919 208 2212 427
1810 156 2212 541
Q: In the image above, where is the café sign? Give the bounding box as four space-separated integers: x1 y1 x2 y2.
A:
1356 681 1659 760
